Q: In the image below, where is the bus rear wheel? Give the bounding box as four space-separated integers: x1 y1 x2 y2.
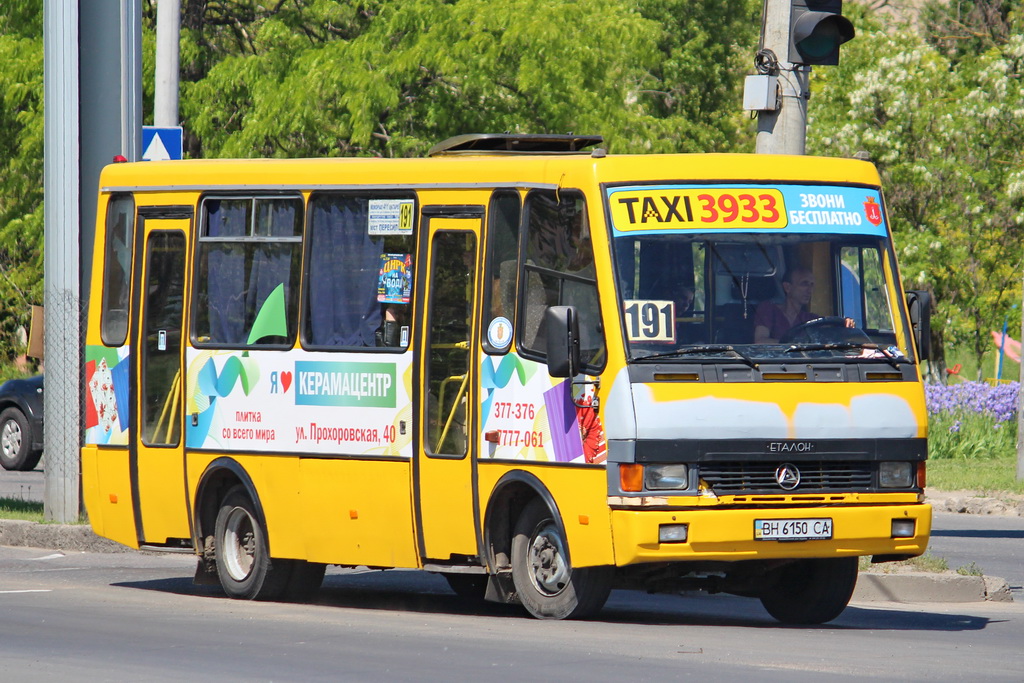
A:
759 557 858 624
511 499 612 620
214 486 289 600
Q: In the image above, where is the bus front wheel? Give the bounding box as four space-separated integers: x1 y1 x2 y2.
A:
511 499 612 619
759 557 858 624
214 486 289 600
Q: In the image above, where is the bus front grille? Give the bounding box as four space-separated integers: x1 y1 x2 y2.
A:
699 461 874 493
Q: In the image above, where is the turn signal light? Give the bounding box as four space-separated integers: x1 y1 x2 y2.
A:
619 464 643 492
917 461 927 488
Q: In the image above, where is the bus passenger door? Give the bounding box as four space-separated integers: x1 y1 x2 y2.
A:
414 210 483 562
130 216 191 546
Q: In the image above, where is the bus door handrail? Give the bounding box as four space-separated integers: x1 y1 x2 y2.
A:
152 369 181 444
435 373 468 453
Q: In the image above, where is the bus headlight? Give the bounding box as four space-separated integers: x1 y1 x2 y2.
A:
879 461 913 488
644 464 690 491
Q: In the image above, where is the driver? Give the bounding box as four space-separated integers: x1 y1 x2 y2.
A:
753 267 851 343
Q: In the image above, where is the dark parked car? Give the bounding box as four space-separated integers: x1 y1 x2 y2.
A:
0 374 43 471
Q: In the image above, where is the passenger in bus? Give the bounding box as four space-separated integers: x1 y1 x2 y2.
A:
376 304 407 347
678 286 695 315
752 267 851 343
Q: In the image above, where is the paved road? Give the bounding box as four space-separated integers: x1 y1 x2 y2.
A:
0 546 1022 682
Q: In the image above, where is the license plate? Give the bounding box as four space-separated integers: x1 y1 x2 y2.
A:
754 518 832 541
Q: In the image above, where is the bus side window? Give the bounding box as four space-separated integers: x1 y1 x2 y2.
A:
100 194 135 346
303 193 417 350
193 196 303 348
519 190 605 371
482 190 521 354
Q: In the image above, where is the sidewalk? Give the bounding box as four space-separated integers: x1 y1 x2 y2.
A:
927 489 1024 516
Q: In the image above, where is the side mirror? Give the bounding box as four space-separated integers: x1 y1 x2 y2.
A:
906 290 932 361
545 305 580 378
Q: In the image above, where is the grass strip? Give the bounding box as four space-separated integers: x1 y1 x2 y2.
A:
0 497 44 523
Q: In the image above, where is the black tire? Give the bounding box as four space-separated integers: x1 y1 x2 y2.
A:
0 407 39 471
214 486 290 601
759 557 859 624
511 499 613 620
282 560 327 602
444 573 489 602
20 449 42 472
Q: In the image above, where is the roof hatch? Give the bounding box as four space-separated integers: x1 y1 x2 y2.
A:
427 133 604 157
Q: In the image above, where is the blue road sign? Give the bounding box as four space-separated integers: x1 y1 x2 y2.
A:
141 126 183 161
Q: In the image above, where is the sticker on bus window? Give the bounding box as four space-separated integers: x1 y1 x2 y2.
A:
377 253 413 303
624 300 676 343
487 316 513 349
610 188 787 231
368 199 415 235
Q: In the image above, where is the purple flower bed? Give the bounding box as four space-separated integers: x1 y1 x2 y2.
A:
925 381 1019 424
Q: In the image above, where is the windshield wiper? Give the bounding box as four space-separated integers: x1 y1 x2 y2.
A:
783 342 906 369
635 344 759 369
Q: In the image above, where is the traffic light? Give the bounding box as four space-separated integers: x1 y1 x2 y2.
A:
789 0 855 66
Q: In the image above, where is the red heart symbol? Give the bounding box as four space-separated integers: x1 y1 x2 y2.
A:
281 371 292 393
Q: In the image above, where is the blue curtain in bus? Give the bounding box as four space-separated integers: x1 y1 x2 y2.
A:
307 198 381 346
245 203 298 342
203 200 299 345
205 200 249 344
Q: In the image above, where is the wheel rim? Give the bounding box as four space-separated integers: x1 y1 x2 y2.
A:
222 506 257 581
527 521 570 596
1 419 22 459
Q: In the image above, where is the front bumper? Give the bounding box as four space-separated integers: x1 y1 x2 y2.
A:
611 503 931 565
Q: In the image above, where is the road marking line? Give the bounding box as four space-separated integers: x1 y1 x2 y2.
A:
0 589 52 594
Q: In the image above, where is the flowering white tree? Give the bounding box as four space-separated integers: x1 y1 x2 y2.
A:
808 9 1024 380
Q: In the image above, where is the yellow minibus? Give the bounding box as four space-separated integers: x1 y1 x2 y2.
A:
82 134 931 623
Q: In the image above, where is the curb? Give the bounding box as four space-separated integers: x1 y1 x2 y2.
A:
0 519 1013 604
855 571 1013 604
0 519 135 554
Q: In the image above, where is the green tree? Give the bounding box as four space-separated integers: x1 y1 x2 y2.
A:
181 0 657 157
919 0 1023 62
0 3 44 361
632 0 760 153
173 0 760 158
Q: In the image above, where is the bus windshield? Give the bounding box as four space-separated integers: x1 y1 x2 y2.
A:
608 184 910 363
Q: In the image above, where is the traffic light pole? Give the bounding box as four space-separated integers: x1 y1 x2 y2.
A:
755 0 810 155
